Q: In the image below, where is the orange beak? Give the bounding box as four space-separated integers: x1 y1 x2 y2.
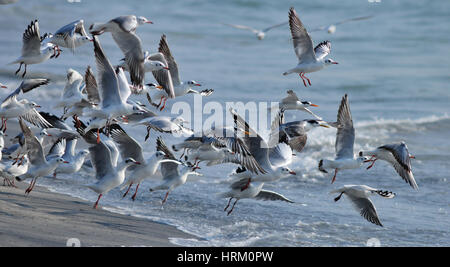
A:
310 104 319 107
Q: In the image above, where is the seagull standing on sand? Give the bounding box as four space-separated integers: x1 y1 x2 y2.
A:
9 20 61 78
318 94 369 183
330 185 395 227
220 178 294 215
359 142 418 190
149 137 202 205
15 119 69 195
89 15 153 88
108 125 181 201
283 7 338 87
221 21 288 40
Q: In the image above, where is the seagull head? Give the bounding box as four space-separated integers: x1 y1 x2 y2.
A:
125 157 141 165
187 80 201 87
56 157 70 164
145 83 164 90
27 102 41 109
280 167 296 176
305 120 330 130
150 60 169 70
324 58 339 65
154 151 166 159
137 16 153 25
300 101 319 108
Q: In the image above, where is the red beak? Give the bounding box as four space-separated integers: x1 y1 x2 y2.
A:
195 84 201 86
135 161 141 165
35 105 41 108
146 21 153 24
164 67 170 70
289 171 296 175
332 62 339 64
1 86 6 89
63 161 69 164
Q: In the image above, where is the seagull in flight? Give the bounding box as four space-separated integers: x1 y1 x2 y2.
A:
310 15 374 34
221 21 288 40
283 7 338 87
318 94 369 183
331 185 395 227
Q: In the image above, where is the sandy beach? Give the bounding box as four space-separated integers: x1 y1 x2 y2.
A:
0 182 195 247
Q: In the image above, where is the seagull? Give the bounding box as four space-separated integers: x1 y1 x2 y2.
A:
330 185 395 227
318 94 369 183
108 124 181 201
119 51 169 73
0 78 52 132
310 15 374 34
229 108 296 190
283 7 338 87
149 35 213 111
173 127 266 174
89 15 153 88
149 137 202 205
56 68 85 111
48 137 89 179
221 21 288 40
137 116 194 141
359 142 418 190
84 36 136 127
220 178 294 215
269 108 330 153
79 123 141 209
15 119 69 195
45 20 92 52
9 20 61 78
0 156 28 187
269 90 322 119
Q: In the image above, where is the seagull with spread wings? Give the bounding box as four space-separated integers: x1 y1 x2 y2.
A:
283 7 338 87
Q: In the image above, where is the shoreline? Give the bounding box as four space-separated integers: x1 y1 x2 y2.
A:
0 181 196 247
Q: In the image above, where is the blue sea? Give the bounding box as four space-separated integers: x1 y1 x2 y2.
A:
0 0 448 246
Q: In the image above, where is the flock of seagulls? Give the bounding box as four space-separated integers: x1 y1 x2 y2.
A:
0 6 417 228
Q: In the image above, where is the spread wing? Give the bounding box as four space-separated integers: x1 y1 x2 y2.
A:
335 94 355 159
288 7 316 63
22 20 42 57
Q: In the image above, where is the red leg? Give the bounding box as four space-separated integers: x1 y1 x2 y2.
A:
122 183 133 198
367 158 378 170
96 128 100 144
331 169 338 184
299 73 307 87
303 73 311 86
159 97 167 111
131 183 140 201
162 191 170 205
93 194 102 209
